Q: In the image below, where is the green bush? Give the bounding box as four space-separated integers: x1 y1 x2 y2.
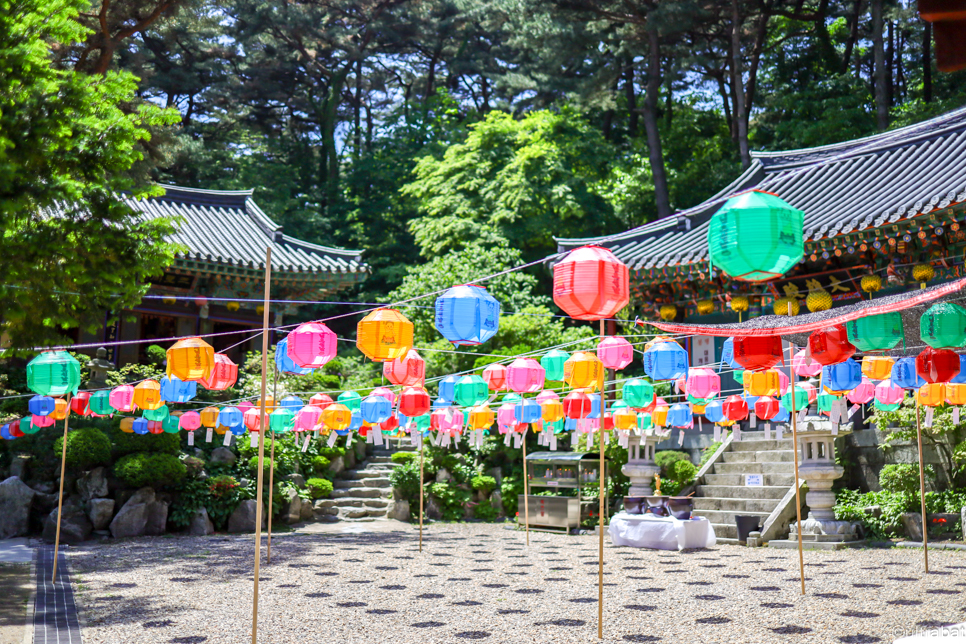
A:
429 482 471 521
391 452 418 466
145 345 166 366
389 460 423 504
311 455 331 475
108 424 181 457
880 464 933 495
114 452 187 489
54 427 111 470
654 450 690 475
306 477 333 499
669 460 697 485
473 499 499 521
317 446 346 460
207 475 241 529
471 475 496 496
500 475 524 517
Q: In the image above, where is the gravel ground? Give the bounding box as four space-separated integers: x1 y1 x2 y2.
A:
67 522 966 644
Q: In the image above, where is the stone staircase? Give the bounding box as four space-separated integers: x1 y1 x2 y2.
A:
691 431 798 544
328 439 414 521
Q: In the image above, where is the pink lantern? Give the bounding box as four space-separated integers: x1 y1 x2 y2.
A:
243 407 263 432
675 377 686 394
799 382 818 404
370 386 397 406
383 349 425 387
777 370 790 396
286 321 338 368
31 414 54 428
875 379 905 405
506 358 545 394
309 393 333 409
295 406 322 432
482 364 509 391
597 337 633 370
179 411 202 431
109 385 136 412
847 377 875 404
497 403 517 432
685 368 721 400
432 408 464 432
791 349 823 377
536 390 560 406
238 401 255 414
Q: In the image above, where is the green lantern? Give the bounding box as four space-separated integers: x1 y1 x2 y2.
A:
26 351 81 397
846 313 904 352
413 413 431 433
622 379 654 408
548 418 564 434
707 190 804 282
270 408 295 434
611 400 629 412
816 392 839 413
162 414 180 433
780 386 808 410
540 349 570 381
143 405 169 422
20 417 39 435
733 369 745 384
687 393 714 406
637 413 652 431
337 391 362 413
455 375 488 407
874 399 902 412
502 393 523 404
88 390 115 416
920 303 966 348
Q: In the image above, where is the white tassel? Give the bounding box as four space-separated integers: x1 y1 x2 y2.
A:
713 424 720 441
764 423 771 441
206 428 213 443
187 432 195 446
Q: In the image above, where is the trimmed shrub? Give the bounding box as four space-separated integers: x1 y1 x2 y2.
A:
311 455 331 475
880 463 934 495
654 450 690 476
669 460 697 484
145 344 166 366
115 452 187 489
389 460 422 503
391 452 418 466
108 424 180 457
306 478 333 499
473 499 498 521
471 475 496 496
317 447 346 460
54 427 111 470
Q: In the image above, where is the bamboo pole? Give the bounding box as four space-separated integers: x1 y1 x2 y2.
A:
418 429 424 553
915 398 929 573
597 319 605 640
522 430 529 547
251 247 272 644
789 373 806 596
267 368 278 564
51 393 71 583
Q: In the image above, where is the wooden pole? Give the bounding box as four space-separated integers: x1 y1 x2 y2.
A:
789 372 806 596
597 319 605 640
267 367 278 564
51 393 71 583
251 247 271 644
418 429 424 553
915 398 929 573
522 430 529 547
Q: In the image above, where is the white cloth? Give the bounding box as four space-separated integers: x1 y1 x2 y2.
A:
607 513 716 551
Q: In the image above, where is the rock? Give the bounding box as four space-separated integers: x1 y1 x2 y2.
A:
188 507 214 536
42 504 92 544
313 499 338 520
487 467 503 486
209 447 237 466
300 499 314 520
110 487 156 538
388 499 410 521
342 507 367 519
426 495 442 520
862 505 882 520
286 473 306 488
228 500 264 533
490 491 503 516
901 512 923 541
32 481 55 494
87 498 115 531
76 467 108 500
144 501 168 536
9 456 29 481
281 488 302 524
0 477 36 539
435 468 452 483
328 456 345 476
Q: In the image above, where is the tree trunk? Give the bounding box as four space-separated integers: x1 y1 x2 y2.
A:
731 0 751 168
353 60 363 160
922 20 933 102
624 60 638 138
842 0 863 73
320 69 348 216
886 20 894 106
872 0 889 129
643 30 671 220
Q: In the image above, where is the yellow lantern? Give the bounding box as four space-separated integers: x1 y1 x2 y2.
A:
166 337 215 381
133 380 163 411
730 296 749 313
119 417 135 433
469 404 494 430
772 297 799 316
743 370 780 396
215 424 228 435
918 383 946 407
227 302 240 312
322 403 352 430
806 288 832 313
541 401 564 423
200 406 220 428
49 398 69 420
692 403 706 415
652 405 669 427
258 395 277 413
912 263 935 287
356 309 414 362
659 304 677 321
945 383 966 406
861 274 882 294
564 351 603 391
717 418 736 427
614 408 637 430
861 356 895 381
696 299 714 315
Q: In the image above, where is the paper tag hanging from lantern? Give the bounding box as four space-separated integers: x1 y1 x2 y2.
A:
764 424 771 440
733 427 741 441
798 408 808 422
925 408 935 427
678 430 685 446
955 408 961 424
206 428 213 443
550 433 557 451
187 432 195 446
223 432 232 447
714 425 721 441
777 427 783 441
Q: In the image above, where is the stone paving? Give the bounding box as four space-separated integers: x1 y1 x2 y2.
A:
66 523 966 643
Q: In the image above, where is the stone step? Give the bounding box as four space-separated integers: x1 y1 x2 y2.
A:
331 485 392 497
709 523 738 539
720 450 795 464
334 477 391 489
692 509 772 526
333 498 391 509
346 469 392 480
692 497 783 513
728 438 795 452
369 456 393 463
703 472 795 487
711 461 795 475
695 485 789 500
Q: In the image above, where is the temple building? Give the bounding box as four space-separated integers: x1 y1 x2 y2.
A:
78 185 367 366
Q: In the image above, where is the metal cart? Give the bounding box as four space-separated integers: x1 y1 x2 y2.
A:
517 451 608 533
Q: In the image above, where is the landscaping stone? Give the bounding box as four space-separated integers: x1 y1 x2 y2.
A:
300 498 314 520
76 467 108 500
435 468 452 483
0 477 36 539
209 447 237 466
426 495 442 520
487 466 503 486
312 499 338 519
188 508 214 536
9 456 29 480
901 512 924 541
388 499 409 521
87 498 115 531
862 505 882 519
42 504 92 544
490 491 503 516
281 488 302 524
228 500 263 533
110 487 155 539
286 473 306 488
328 456 345 476
144 501 169 536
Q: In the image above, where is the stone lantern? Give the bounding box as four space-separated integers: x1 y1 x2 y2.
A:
622 433 661 496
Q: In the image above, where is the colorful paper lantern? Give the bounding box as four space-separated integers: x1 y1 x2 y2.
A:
564 351 603 390
733 336 783 372
218 406 243 429
791 349 822 377
597 337 633 370
89 390 115 416
455 375 489 408
294 406 322 432
707 190 804 281
651 403 669 426
514 400 542 424
28 396 56 417
361 395 393 424
201 353 238 390
920 303 966 348
563 392 592 419
916 347 961 384
952 355 966 384
160 376 197 403
722 395 748 421
337 391 362 412
434 284 501 345
846 313 904 352
482 364 508 391
917 383 947 407
685 368 721 400
667 403 692 428
180 412 202 431
29 415 53 430
383 349 425 387
320 403 352 431
800 381 818 404
743 370 780 397
437 375 461 403
816 392 839 414
822 358 862 392
274 339 312 376
755 396 780 420
286 321 338 368
780 386 808 410
269 408 295 434
143 405 169 421
507 358 545 394
539 350 569 382
309 393 334 409
69 392 91 416
642 341 688 381
875 379 905 406
200 407 220 428
497 403 517 430
945 383 966 406
166 337 214 382
622 379 654 408
26 351 81 397
132 418 149 435
541 398 564 423
552 245 630 320
356 309 414 361
847 377 876 404
468 405 494 430
703 400 725 423
808 325 855 366
862 356 895 381
400 387 430 418
132 380 163 411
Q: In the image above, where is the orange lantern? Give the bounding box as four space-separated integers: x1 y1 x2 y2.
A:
541 400 564 423
119 417 135 433
166 337 215 382
564 351 603 391
651 404 669 426
133 380 163 411
468 404 494 430
200 407 220 428
861 356 895 381
918 383 946 407
614 407 637 430
322 403 352 431
356 309 414 362
743 370 780 397
945 383 966 406
201 353 238 390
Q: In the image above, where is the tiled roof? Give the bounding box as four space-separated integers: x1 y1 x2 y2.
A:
557 106 966 271
127 185 367 276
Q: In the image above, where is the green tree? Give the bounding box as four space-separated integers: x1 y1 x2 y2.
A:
0 0 181 351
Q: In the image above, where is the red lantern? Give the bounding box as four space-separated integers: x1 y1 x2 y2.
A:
563 392 592 419
808 325 856 366
754 396 780 420
482 364 508 391
244 407 264 432
148 420 164 434
380 415 399 432
309 393 334 409
600 413 615 431
399 387 430 418
552 245 630 320
643 396 668 414
201 353 238 390
722 395 749 421
383 349 425 387
916 347 961 384
733 336 783 371
70 392 92 416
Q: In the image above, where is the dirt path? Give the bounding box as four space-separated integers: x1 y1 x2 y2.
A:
0 563 31 644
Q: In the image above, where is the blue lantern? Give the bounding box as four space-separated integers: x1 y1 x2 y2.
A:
892 357 926 390
230 424 247 436
822 358 862 392
275 339 312 376
344 410 364 435
160 376 197 403
719 338 740 372
361 395 393 424
438 375 461 403
587 394 601 420
218 406 243 429
434 284 501 345
28 396 56 417
0 424 11 441
280 395 304 412
132 418 149 435
667 403 692 428
742 393 760 408
565 418 578 432
703 400 725 423
951 355 966 384
514 400 542 424
771 404 790 423
432 397 452 410
642 342 688 381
